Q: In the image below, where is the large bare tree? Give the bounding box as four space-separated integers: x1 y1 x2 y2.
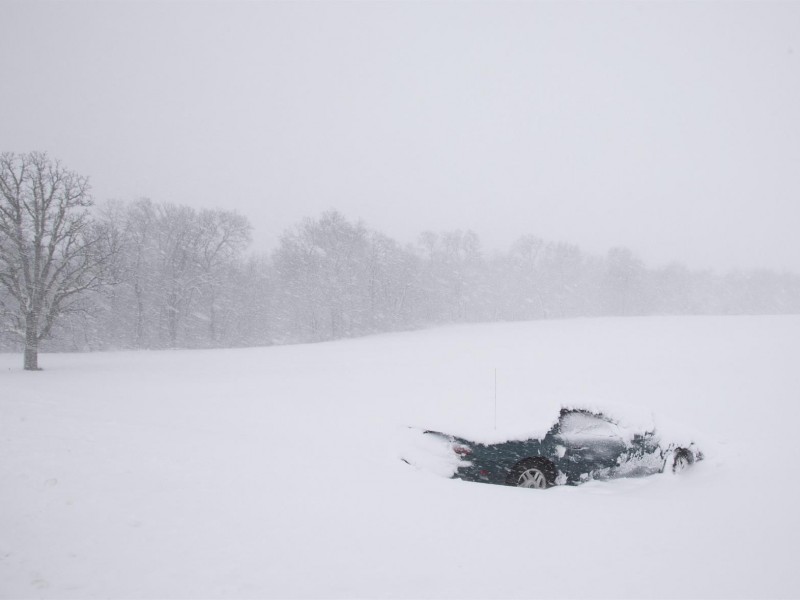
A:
0 152 115 369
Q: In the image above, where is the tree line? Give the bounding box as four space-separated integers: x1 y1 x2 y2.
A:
2 152 799 367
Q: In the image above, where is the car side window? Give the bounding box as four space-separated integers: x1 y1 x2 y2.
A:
558 411 622 443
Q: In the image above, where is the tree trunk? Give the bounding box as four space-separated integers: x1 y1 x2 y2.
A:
134 278 145 348
24 312 41 370
208 294 217 345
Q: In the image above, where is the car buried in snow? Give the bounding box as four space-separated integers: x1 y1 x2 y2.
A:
426 408 702 489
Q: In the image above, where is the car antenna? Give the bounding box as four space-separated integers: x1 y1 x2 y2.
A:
494 368 497 431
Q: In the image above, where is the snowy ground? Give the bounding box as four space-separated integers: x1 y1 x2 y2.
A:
2 315 800 599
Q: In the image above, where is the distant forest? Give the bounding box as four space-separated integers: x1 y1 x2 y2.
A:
2 198 799 353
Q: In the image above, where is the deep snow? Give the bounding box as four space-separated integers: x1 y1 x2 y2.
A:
2 316 800 598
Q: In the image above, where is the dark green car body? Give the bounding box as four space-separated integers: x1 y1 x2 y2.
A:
431 408 695 488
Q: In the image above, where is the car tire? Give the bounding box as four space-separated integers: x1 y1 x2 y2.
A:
508 458 557 489
672 448 694 473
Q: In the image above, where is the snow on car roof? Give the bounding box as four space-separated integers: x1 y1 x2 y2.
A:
423 398 701 448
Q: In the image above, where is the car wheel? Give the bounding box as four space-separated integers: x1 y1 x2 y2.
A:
509 458 557 489
672 448 694 473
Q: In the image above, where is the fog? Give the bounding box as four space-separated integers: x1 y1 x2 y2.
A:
3 1 800 271
4 5 800 597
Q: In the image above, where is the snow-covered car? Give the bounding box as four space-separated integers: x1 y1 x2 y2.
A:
426 407 702 489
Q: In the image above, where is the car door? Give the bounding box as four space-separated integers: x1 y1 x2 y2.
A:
555 411 627 474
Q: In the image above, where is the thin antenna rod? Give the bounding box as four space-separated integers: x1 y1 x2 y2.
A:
494 368 497 430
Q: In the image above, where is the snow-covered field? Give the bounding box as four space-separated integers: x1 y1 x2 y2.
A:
2 315 800 598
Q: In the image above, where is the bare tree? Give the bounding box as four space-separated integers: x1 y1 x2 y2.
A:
194 209 251 344
0 152 116 370
602 247 648 316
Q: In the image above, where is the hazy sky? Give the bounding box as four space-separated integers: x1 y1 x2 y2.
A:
3 1 799 271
